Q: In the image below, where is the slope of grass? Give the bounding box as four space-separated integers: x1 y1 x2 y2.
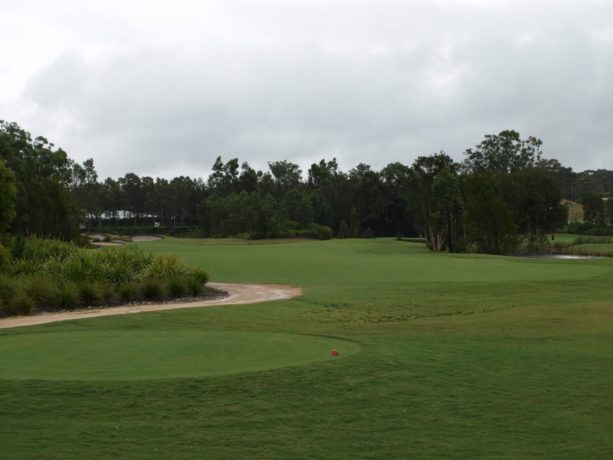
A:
1 237 612 459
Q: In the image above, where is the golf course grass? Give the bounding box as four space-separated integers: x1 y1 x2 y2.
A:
1 238 612 459
0 330 358 380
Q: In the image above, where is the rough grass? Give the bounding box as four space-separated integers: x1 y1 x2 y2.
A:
1 237 612 459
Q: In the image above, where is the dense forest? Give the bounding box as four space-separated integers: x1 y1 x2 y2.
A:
1 120 613 254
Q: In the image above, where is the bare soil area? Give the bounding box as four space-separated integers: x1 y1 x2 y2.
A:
0 282 302 330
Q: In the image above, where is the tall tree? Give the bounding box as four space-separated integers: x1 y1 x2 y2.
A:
463 173 518 254
431 165 463 252
380 162 414 236
0 121 79 238
501 169 567 250
268 160 302 192
407 152 455 251
464 130 542 174
0 158 17 234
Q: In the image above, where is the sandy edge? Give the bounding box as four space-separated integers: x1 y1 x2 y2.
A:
0 282 303 330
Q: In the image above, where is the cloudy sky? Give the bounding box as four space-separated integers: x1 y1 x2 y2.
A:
1 0 612 179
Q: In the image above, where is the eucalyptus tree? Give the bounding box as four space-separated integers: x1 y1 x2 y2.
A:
0 158 16 234
407 152 456 251
72 158 104 228
268 160 302 192
380 162 413 236
462 130 567 252
464 129 543 173
0 121 79 238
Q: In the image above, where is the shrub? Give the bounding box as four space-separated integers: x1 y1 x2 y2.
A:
27 276 62 309
21 237 75 264
1 237 211 316
0 244 11 273
78 282 104 306
57 281 80 310
5 293 34 316
12 259 40 276
186 277 204 296
307 224 333 240
100 284 118 305
167 276 188 298
0 276 19 308
141 278 165 300
118 282 140 302
144 254 190 279
192 267 209 285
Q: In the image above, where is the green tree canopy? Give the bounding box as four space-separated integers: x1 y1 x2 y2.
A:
0 157 17 234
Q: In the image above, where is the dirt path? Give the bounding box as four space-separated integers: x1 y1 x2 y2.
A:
0 282 302 330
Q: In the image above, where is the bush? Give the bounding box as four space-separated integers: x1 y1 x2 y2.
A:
141 278 165 300
192 267 209 285
100 284 118 305
57 281 80 310
167 276 188 298
307 224 333 240
0 276 20 311
0 244 11 273
0 237 211 316
27 276 62 309
5 293 34 316
186 277 205 296
78 282 104 306
118 282 140 302
144 254 190 279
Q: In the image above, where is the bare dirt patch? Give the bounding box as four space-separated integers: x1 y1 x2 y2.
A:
0 282 303 330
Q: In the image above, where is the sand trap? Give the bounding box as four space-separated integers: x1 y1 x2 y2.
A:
132 235 163 242
91 242 123 247
0 282 302 330
86 233 108 241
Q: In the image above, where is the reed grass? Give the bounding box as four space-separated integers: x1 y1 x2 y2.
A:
0 237 209 316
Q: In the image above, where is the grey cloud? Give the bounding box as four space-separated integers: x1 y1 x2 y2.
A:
14 0 613 178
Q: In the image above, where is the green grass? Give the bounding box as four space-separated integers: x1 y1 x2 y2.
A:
551 232 579 244
553 233 613 256
568 243 613 256
1 237 613 459
0 330 358 380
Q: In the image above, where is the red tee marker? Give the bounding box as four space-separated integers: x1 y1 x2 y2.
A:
331 349 339 357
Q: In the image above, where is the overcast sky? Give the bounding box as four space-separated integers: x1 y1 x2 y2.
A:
1 0 612 179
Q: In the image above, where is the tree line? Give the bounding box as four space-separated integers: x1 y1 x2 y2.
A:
2 120 613 253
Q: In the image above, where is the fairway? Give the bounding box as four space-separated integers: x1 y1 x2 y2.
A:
1 238 613 459
0 330 358 380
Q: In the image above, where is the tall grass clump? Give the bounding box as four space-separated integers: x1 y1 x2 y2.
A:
26 275 62 309
140 278 165 300
0 237 210 317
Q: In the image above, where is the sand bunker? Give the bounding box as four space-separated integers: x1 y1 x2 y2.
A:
132 235 163 242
